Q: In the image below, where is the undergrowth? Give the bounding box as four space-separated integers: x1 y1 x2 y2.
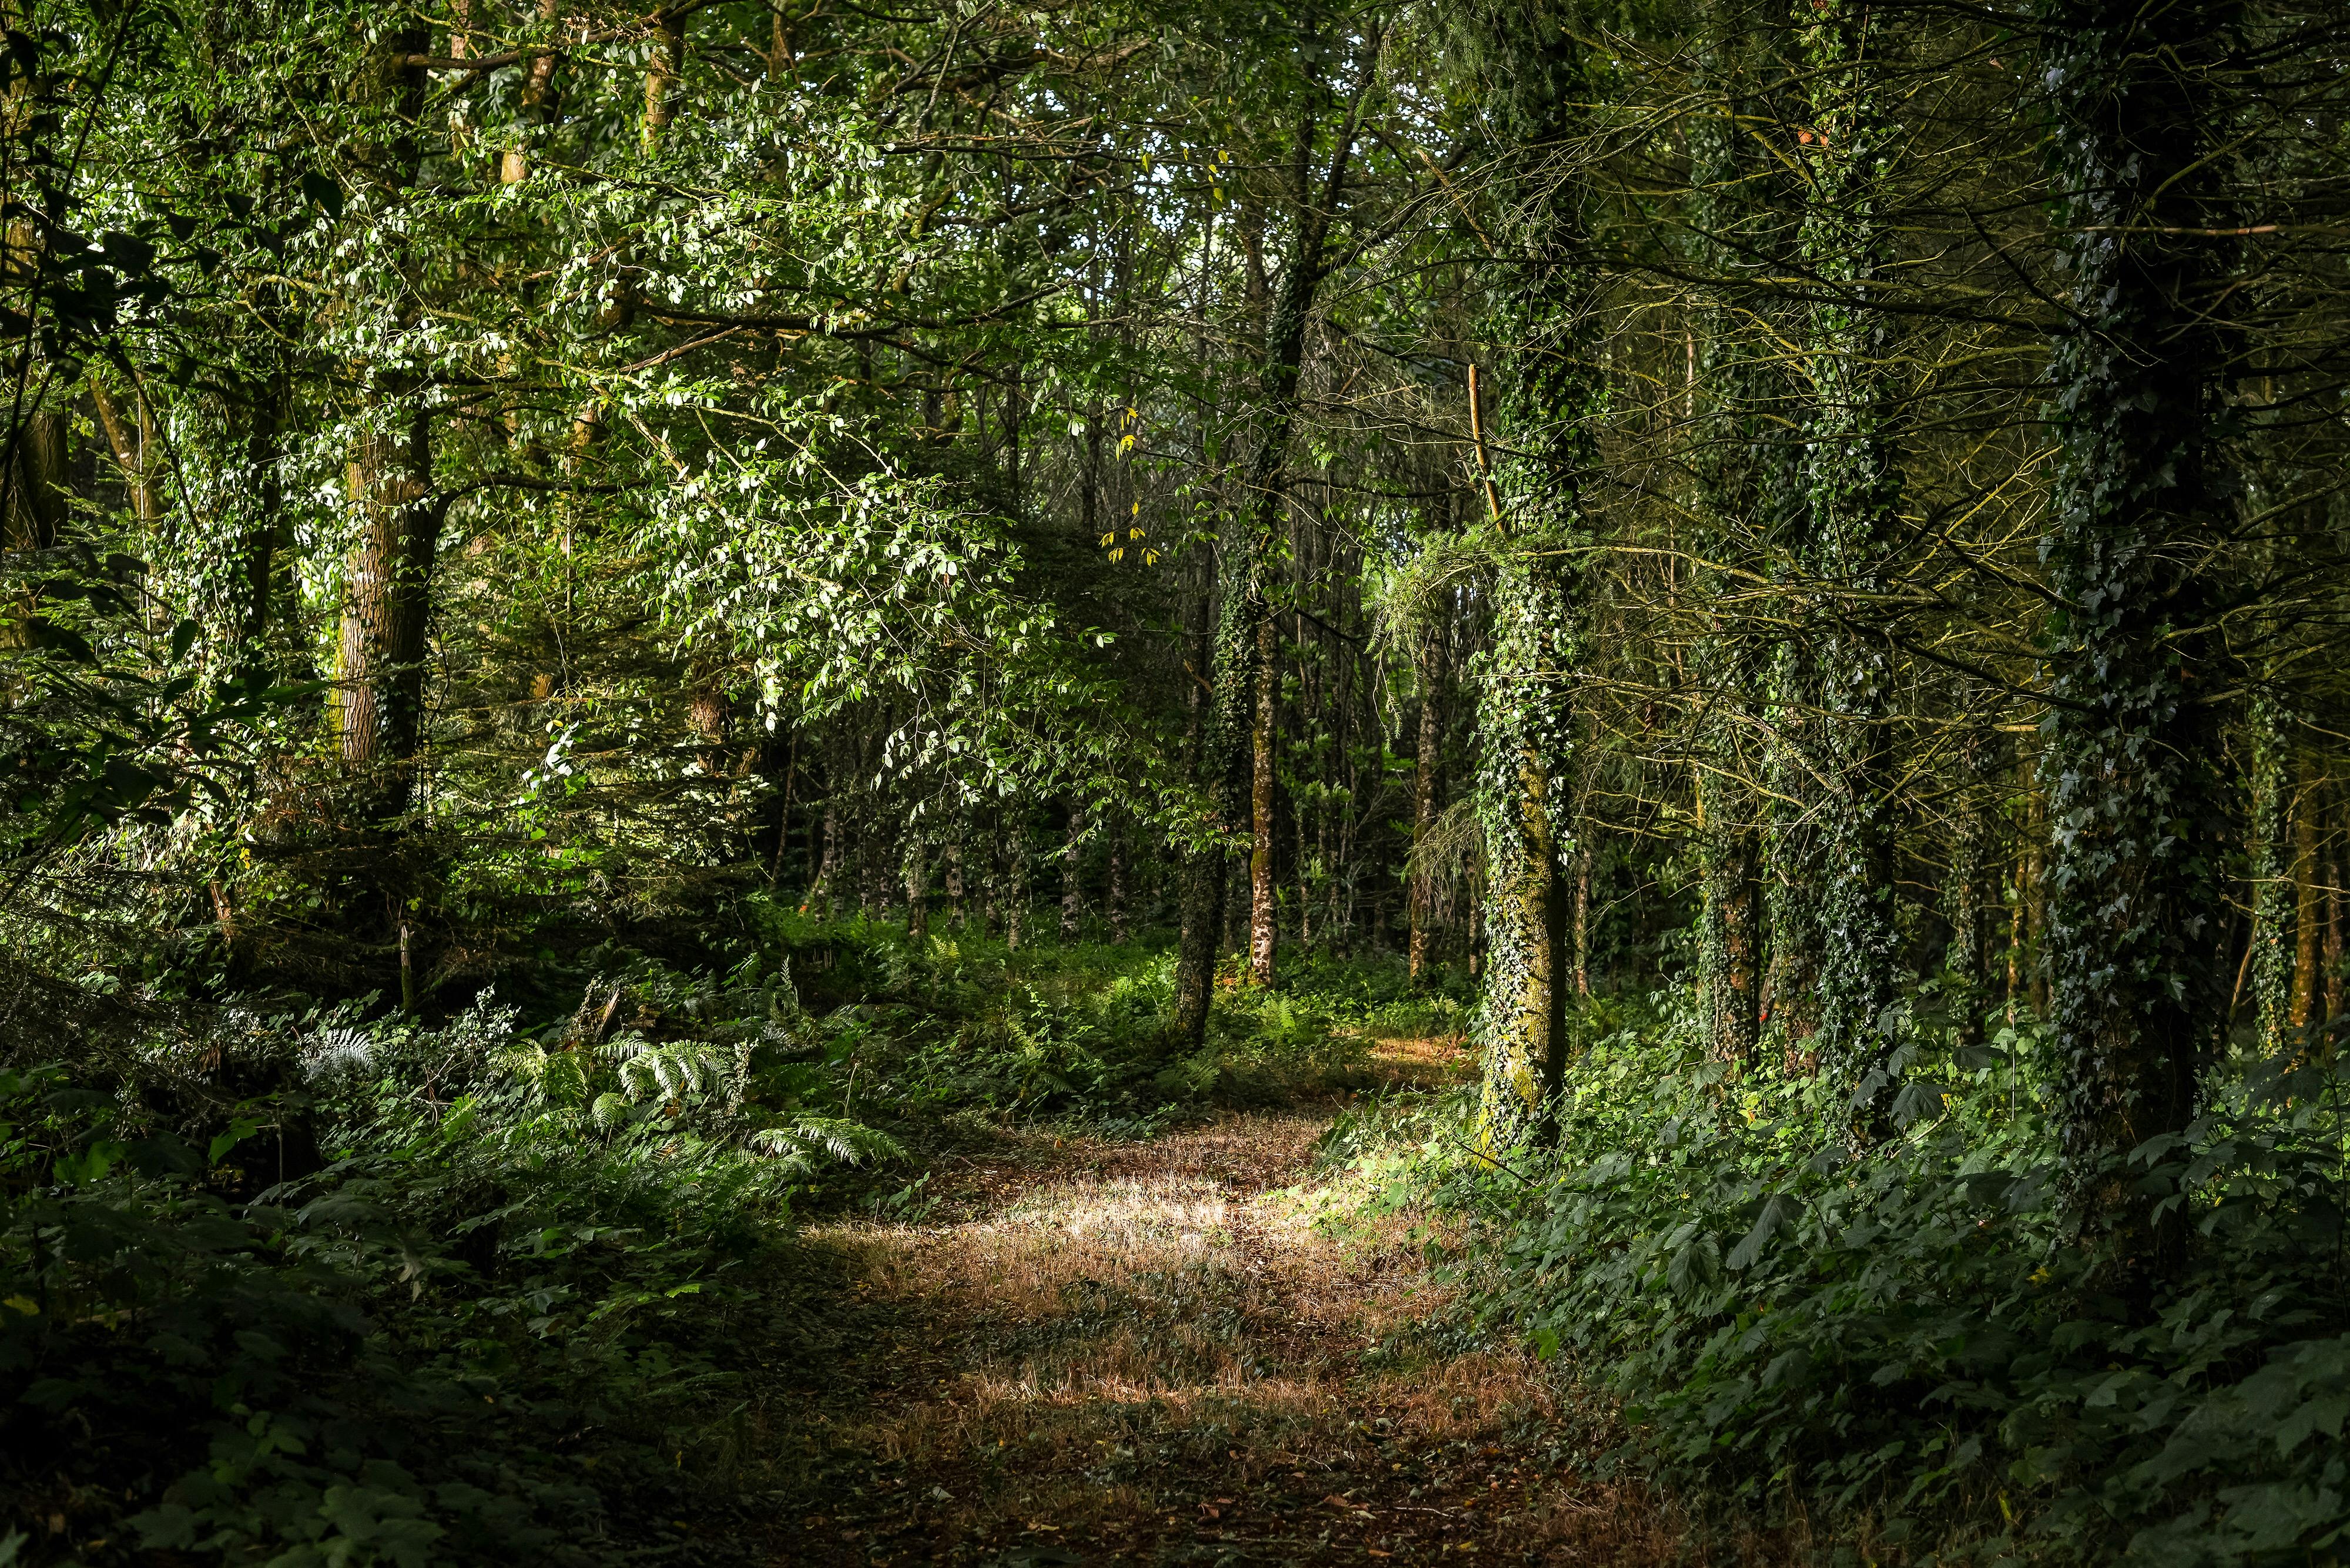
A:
1376 989 2350 1566
0 906 1397 1563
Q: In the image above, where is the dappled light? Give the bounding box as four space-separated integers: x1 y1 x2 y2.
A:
3 0 2347 1562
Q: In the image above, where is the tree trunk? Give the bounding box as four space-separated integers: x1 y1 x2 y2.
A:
1173 608 1222 1040
502 0 561 185
1061 806 1084 943
2324 786 2344 1024
1172 100 1360 1046
1698 768 1762 1067
339 405 442 820
87 375 160 528
1249 615 1277 986
643 6 686 149
1571 840 1590 997
2024 784 2049 1018
810 802 840 916
1107 821 1129 943
1005 817 1029 951
904 842 928 940
2039 0 2233 1269
0 407 68 651
2251 695 2294 1051
1765 666 1824 1073
1944 775 1996 1052
1473 330 1590 1150
1408 659 1443 987
1798 0 1904 1125
2292 759 2322 1033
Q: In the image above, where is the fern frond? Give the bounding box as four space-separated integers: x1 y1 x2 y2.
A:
749 1115 905 1169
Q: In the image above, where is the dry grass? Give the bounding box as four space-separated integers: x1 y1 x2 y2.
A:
761 1042 1779 1566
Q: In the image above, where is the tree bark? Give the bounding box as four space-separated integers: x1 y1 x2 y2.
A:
1798 0 1904 1121
904 842 928 940
643 6 686 149
2292 759 2322 1032
1061 805 1084 943
1408 652 1444 987
2251 695 2294 1050
502 0 561 185
1107 820 1129 943
87 376 159 528
2039 0 2234 1269
0 407 67 650
2324 785 2344 1024
1005 817 1029 951
810 801 840 916
339 404 442 820
1698 769 1762 1066
1249 615 1277 986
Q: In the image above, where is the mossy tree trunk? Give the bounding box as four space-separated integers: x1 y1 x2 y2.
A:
1469 2 1601 1150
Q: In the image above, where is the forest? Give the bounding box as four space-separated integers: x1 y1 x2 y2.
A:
3 0 2348 1561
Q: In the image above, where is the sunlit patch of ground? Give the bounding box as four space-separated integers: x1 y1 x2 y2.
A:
757 1042 1782 1566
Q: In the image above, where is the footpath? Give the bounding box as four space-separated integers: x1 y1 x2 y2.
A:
763 1040 1693 1566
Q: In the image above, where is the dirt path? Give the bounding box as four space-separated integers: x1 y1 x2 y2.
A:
763 1044 1691 1566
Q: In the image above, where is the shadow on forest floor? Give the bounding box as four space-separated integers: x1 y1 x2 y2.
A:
749 1037 1793 1566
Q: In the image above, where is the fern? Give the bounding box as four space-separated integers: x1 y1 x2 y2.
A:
748 1115 905 1174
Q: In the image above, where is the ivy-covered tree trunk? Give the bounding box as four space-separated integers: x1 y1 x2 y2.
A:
1004 815 1031 950
1476 541 1579 1149
2291 758 2322 1033
1697 767 1762 1065
2038 0 2235 1264
1687 19 1773 1068
1469 6 1600 1149
2251 692 2294 1051
1765 641 1825 1066
1943 735 2000 1051
1796 0 1905 1123
1249 614 1277 984
2325 798 2345 1023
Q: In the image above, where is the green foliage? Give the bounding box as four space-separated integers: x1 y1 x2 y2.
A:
0 976 890 1560
814 930 1376 1134
1453 1000 2350 1562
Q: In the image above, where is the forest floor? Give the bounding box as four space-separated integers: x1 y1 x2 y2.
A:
756 1036 1756 1567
